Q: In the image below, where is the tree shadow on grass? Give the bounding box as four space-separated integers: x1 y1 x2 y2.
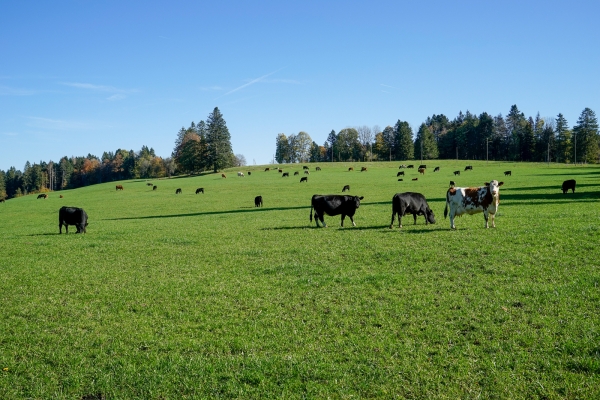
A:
102 205 309 221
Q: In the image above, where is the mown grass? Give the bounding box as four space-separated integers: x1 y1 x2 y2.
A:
0 161 599 399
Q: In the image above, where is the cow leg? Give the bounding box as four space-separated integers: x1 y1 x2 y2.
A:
320 214 327 228
389 211 395 229
483 211 489 228
413 213 418 225
450 211 456 230
347 215 357 227
490 212 496 228
340 214 345 227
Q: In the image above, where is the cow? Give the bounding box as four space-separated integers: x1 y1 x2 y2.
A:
562 179 576 194
304 170 310 175
264 168 270 171
247 171 251 176
303 166 309 170
444 180 504 229
412 178 418 181
449 181 455 187
255 195 263 207
399 165 407 169
453 170 460 176
310 194 364 227
116 185 124 190
389 192 436 229
59 195 64 198
407 165 414 168
300 177 308 183
153 186 157 191
196 188 204 194
282 172 289 177
176 188 182 194
147 182 153 186
348 167 354 171
398 179 403 181
504 171 512 176
342 185 350 192
418 168 425 175
221 174 227 178
361 167 367 172
316 167 321 171
59 206 88 234
418 164 427 169
0 198 5 203
464 165 473 171
278 169 283 173
397 171 405 177
294 171 299 176
37 194 47 199
434 167 440 172
238 172 245 177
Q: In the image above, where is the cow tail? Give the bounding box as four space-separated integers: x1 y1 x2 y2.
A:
444 190 449 219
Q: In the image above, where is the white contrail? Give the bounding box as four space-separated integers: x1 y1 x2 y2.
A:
223 67 285 96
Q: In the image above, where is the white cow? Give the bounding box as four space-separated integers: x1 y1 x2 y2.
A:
237 172 244 177
444 180 504 229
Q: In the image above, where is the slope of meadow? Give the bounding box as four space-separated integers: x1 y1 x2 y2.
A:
0 161 599 398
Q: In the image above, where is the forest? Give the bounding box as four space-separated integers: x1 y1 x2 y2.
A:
0 105 598 200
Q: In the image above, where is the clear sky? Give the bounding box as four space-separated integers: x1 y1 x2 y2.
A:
1 0 599 171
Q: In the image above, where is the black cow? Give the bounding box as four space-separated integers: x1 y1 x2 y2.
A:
303 166 309 170
37 194 47 199
397 171 405 177
407 165 414 168
562 179 576 194
176 188 182 194
398 179 403 181
310 194 364 227
294 171 299 176
434 167 440 172
316 167 321 171
449 180 455 187
282 172 289 177
59 206 88 234
390 192 436 229
418 164 427 169
247 171 251 176
504 170 512 176
196 188 204 194
0 198 5 203
342 185 350 192
147 182 153 186
255 195 263 207
453 170 460 176
464 165 473 171
300 177 307 183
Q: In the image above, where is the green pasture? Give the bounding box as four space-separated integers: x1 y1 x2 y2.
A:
0 161 599 399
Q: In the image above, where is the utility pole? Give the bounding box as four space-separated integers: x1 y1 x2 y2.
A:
420 138 423 164
486 139 488 163
574 131 577 165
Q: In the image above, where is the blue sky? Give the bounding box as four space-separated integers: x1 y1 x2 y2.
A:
1 0 599 171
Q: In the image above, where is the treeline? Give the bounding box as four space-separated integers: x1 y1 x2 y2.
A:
275 105 599 165
0 107 236 200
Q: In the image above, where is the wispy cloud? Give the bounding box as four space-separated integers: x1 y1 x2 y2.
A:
220 67 286 97
0 86 37 96
60 82 137 94
26 116 94 131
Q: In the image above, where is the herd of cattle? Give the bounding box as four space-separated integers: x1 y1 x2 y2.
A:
11 164 577 233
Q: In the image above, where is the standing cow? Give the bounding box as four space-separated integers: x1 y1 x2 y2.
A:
196 188 204 194
116 185 124 190
37 194 48 199
255 195 263 207
176 188 182 194
389 192 436 229
444 180 504 229
237 172 245 177
310 194 364 227
59 206 89 234
562 179 576 194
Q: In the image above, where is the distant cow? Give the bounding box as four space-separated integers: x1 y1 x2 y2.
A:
59 206 88 234
294 171 299 176
399 165 407 169
434 167 440 172
390 192 436 229
254 195 263 207
342 185 350 192
153 186 157 191
348 167 354 171
418 168 425 175
0 198 5 203
264 168 270 171
238 172 244 177
418 164 426 169
247 171 251 176
449 181 455 187
59 195 64 198
361 167 367 172
464 165 473 171
397 171 405 177
316 167 321 171
278 169 283 173
444 180 504 229
196 188 204 194
562 179 576 194
453 170 460 176
303 166 309 170
304 170 310 175
398 179 403 181
176 188 182 194
412 178 418 181
310 194 364 227
407 165 414 168
147 182 153 186
282 172 289 177
116 185 124 190
300 177 308 183
37 194 47 199
221 174 227 178
504 171 512 176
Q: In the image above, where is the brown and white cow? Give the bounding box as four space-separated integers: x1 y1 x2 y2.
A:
444 180 504 229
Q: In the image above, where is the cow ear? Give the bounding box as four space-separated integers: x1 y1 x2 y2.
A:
498 181 504 186
484 182 489 186
359 196 364 200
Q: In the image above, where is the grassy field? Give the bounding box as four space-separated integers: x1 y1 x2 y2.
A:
0 160 599 399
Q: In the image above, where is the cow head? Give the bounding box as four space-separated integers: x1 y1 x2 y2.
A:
355 196 364 208
484 180 504 197
426 207 436 224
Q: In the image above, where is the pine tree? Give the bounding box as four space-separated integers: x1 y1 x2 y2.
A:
206 107 234 172
573 108 599 164
414 123 439 160
555 113 572 163
394 120 414 161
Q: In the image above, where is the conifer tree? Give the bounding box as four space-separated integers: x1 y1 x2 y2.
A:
206 107 234 172
573 108 599 164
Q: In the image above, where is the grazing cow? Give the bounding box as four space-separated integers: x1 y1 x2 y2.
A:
37 194 47 199
316 166 321 171
247 171 251 176
418 164 427 169
300 177 308 183
412 178 418 181
176 188 182 194
464 165 473 171
407 165 414 168
361 167 367 172
397 171 405 177
398 179 403 181
304 170 310 175
238 172 245 177
265 168 270 171
303 166 309 170
342 185 350 192
504 170 512 176
116 185 124 190
310 194 364 227
59 206 88 234
294 171 299 176
147 182 153 186
255 195 263 207
418 168 425 175
278 169 283 173
434 167 440 172
390 192 436 229
0 198 5 203
153 186 157 191
562 179 576 194
59 195 64 198
221 173 227 178
196 188 204 194
444 180 504 229
348 167 354 171
399 165 407 169
453 170 460 176
282 172 289 177
449 181 455 187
